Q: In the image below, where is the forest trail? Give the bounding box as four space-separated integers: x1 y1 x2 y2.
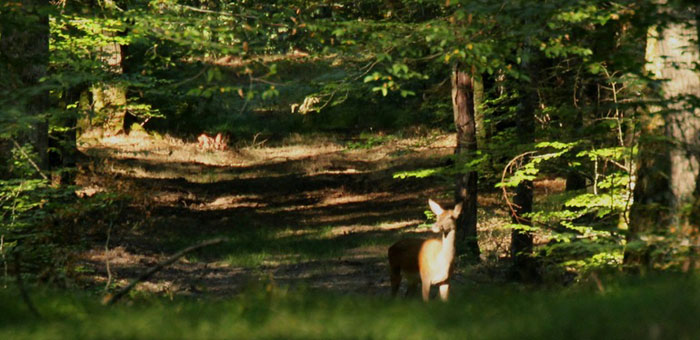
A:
73 132 510 297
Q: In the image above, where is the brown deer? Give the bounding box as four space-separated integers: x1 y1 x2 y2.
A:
388 199 462 302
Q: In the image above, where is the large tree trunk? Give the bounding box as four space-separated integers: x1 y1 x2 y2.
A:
90 29 127 137
452 63 480 261
626 3 700 268
0 0 50 173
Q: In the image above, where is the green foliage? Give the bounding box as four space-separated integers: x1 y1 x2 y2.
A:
393 168 441 180
0 178 128 285
344 133 394 150
499 138 633 272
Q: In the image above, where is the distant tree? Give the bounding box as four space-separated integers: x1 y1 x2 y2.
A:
90 1 128 136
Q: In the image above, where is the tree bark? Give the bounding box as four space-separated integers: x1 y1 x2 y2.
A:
626 3 700 268
452 62 480 261
473 73 486 147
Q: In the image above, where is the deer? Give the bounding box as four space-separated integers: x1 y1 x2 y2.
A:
197 132 228 151
388 199 462 302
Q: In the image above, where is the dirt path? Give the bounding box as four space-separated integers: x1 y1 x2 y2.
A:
74 132 510 298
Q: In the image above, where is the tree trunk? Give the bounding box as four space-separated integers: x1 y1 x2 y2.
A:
626 3 700 268
510 50 537 281
452 62 480 261
473 73 486 147
91 30 127 137
50 85 84 185
0 0 50 173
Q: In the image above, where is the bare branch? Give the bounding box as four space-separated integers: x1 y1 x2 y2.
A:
10 139 48 180
500 151 537 224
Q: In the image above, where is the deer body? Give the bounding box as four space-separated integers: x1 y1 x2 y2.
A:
388 199 461 302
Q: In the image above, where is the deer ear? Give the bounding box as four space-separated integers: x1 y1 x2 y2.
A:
428 199 444 216
452 202 463 218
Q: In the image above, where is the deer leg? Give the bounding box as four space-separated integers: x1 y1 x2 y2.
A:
406 279 418 297
438 283 449 301
421 279 431 302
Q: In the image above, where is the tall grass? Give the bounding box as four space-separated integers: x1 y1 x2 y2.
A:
2 275 699 339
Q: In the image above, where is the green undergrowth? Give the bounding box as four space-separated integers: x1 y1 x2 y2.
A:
2 275 699 339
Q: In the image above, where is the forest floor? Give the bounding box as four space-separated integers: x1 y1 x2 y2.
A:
7 130 700 340
72 129 537 299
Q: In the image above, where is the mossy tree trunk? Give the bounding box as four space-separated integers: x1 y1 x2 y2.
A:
89 27 127 137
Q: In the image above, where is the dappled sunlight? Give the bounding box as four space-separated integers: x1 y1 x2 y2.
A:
330 220 424 236
319 191 391 206
71 130 515 297
194 194 267 210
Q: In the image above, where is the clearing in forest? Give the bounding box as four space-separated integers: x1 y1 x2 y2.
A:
73 131 516 298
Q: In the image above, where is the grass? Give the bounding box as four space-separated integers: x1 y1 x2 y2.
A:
2 275 699 339
170 224 401 268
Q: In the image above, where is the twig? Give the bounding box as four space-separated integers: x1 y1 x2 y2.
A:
104 220 113 293
10 139 48 180
14 252 41 318
352 58 381 81
178 4 235 16
104 237 227 305
317 90 337 112
139 117 151 127
238 73 254 115
250 132 268 148
104 202 123 293
176 4 260 21
1 235 7 288
500 151 537 224
593 156 599 195
590 272 605 293
170 67 207 88
250 77 284 86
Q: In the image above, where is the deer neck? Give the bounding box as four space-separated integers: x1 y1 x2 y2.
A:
440 229 456 263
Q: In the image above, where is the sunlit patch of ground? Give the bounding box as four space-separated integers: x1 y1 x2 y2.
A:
75 130 512 297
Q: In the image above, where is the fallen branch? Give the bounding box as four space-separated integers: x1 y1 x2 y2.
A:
103 237 227 305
